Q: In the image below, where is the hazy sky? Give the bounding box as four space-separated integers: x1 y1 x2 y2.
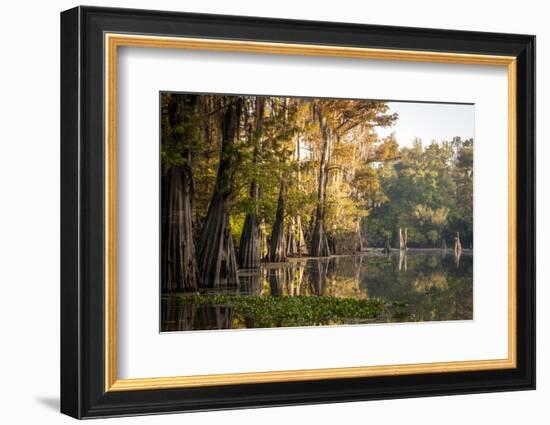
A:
377 101 475 148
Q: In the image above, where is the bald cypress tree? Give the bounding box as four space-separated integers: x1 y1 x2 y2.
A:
161 94 200 292
238 97 266 269
197 97 243 288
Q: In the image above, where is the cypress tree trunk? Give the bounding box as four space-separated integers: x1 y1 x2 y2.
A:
197 194 240 288
286 217 297 257
197 98 243 288
238 208 260 268
238 97 266 268
259 219 268 259
292 130 308 256
295 215 308 255
161 165 198 292
310 114 331 257
161 93 200 293
269 180 287 262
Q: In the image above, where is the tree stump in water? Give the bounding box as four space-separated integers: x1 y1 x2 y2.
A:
454 232 462 257
399 227 408 251
383 237 391 255
454 232 462 268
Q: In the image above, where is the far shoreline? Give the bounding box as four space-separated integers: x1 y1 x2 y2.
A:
256 248 473 269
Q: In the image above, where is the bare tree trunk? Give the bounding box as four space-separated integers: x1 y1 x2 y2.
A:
161 165 199 292
283 130 308 257
238 97 265 269
269 180 287 262
399 227 408 251
259 219 268 259
238 210 260 269
286 217 297 257
197 98 243 288
197 194 240 287
310 114 331 257
161 94 200 292
295 215 308 255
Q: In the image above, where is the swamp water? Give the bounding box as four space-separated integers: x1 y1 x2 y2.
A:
161 251 472 332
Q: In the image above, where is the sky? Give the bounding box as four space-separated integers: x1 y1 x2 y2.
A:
377 101 475 148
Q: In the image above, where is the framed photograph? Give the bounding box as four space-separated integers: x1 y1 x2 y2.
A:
60 6 535 419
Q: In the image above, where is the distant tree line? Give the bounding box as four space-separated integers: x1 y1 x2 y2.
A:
363 137 473 250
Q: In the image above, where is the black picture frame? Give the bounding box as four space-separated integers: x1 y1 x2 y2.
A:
61 5 535 419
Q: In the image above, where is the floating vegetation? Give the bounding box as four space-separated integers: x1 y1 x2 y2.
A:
179 294 385 328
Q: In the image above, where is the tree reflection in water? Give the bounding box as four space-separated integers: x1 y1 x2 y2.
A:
161 251 472 331
161 298 235 332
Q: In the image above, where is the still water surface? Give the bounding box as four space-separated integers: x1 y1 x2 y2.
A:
161 250 472 332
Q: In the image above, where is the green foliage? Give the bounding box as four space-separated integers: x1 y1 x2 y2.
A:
364 137 473 248
178 294 384 327
160 93 473 253
229 213 246 245
160 94 204 168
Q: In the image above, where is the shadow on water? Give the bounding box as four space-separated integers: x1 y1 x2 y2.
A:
161 250 473 331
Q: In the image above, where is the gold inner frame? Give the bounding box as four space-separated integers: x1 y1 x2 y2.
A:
104 33 517 392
